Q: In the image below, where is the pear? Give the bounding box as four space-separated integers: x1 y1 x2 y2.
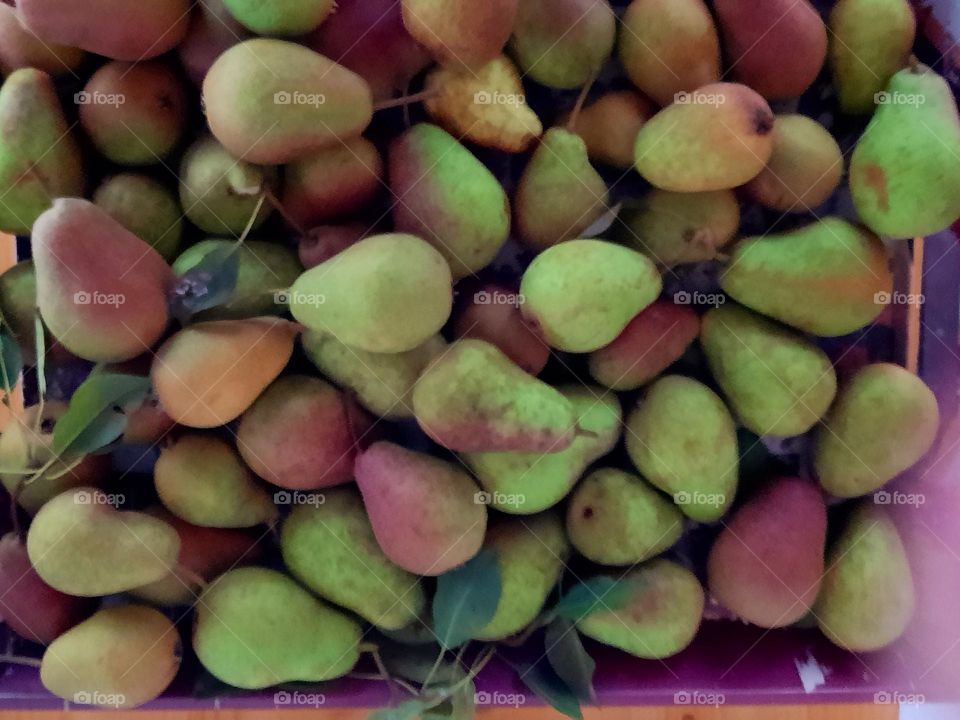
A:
194 567 362 689
829 0 916 115
617 189 740 268
413 339 577 453
815 503 914 651
464 386 622 514
520 239 662 353
290 233 453 354
514 128 609 250
0 261 43 360
619 0 721 106
707 478 827 627
402 0 518 69
203 38 373 164
626 376 738 521
281 487 426 630
0 69 83 234
850 65 960 238
236 375 372 490
223 0 333 35
355 442 487 576
390 124 510 278
299 224 369 268
151 317 297 428
510 0 616 89
94 174 183 261
577 559 704 659
41 605 181 709
720 218 893 337
561 90 654 169
701 303 838 437
589 301 701 390
0 4 84 76
123 393 176 445
634 83 774 192
714 0 827 100
567 468 683 565
815 363 939 498
473 512 570 641
33 199 172 363
178 0 249 86
27 488 180 596
303 331 447 419
745 115 844 213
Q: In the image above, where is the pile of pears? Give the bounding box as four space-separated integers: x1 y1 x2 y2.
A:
0 0 954 713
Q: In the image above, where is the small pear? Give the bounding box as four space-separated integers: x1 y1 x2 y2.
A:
0 261 43 360
0 4 84 76
402 0 518 69
281 487 426 630
561 90 654 169
223 0 333 35
94 174 184 261
355 442 487 576
178 0 249 86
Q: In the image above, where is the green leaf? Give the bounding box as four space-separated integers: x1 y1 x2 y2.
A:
380 642 450 685
432 550 502 649
170 244 241 322
0 325 22 392
512 661 582 720
545 619 596 703
551 576 639 622
52 373 151 455
368 699 428 720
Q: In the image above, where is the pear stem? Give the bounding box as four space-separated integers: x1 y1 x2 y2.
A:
0 654 42 669
263 189 307 238
420 646 450 693
566 69 599 130
365 644 401 705
373 88 440 112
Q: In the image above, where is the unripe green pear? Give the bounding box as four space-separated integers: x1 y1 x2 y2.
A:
561 90 654 169
402 0 517 69
281 488 426 630
0 3 84 76
0 261 60 363
223 0 334 35
94 174 184 261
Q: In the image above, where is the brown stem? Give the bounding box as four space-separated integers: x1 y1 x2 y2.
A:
373 88 440 112
263 189 307 238
566 69 599 130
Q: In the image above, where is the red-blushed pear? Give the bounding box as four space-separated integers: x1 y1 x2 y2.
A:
401 0 518 69
298 224 369 268
178 0 250 86
33 199 173 363
0 4 84 76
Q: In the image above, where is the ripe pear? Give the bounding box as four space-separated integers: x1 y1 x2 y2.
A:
0 4 84 76
281 487 426 630
561 90 654 169
203 38 373 164
179 136 276 235
520 239 662 352
850 65 960 238
355 442 487 576
473 512 570 641
27 488 180 596
701 303 838 437
707 478 827 627
33 199 172 363
194 567 362 689
413 339 577 453
41 605 181 709
94 175 183 261
617 189 740 268
299 224 369 268
626 376 738 521
391 124 510 278
236 375 372 490
634 83 774 192
745 115 844 213
402 0 518 69
714 0 827 100
178 0 249 86
464 385 621 514
815 503 914 651
151 317 297 428
589 301 701 390
577 559 704 659
619 0 721 106
290 233 452 353
0 261 43 360
510 0 616 89
829 0 916 115
0 69 83 234
122 392 176 445
303 331 446 419
721 218 893 337
815 363 939 498
224 0 333 35
515 128 609 250
567 469 683 565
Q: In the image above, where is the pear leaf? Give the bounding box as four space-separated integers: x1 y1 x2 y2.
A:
545 618 596 703
423 677 476 720
511 660 583 720
0 325 22 393
169 244 240 322
551 576 640 622
368 699 429 720
433 550 502 649
52 373 151 455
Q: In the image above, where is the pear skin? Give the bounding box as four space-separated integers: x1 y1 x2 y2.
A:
402 0 518 69
94 174 183 261
562 90 654 169
299 224 369 268
0 3 84 76
223 0 334 35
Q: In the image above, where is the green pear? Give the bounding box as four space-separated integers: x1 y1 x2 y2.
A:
815 503 914 651
520 239 662 352
850 65 960 238
390 124 510 278
413 339 577 453
402 0 517 69
303 330 447 419
626 376 738 521
829 0 916 115
720 217 893 337
290 233 453 354
815 363 939 498
515 127 609 250
0 68 83 234
0 261 45 361
566 468 684 565
223 0 333 35
194 567 362 689
701 303 838 437
463 385 621 514
41 605 181 709
473 512 570 641
577 559 704 659
280 487 426 630
94 174 184 261
27 488 180 596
